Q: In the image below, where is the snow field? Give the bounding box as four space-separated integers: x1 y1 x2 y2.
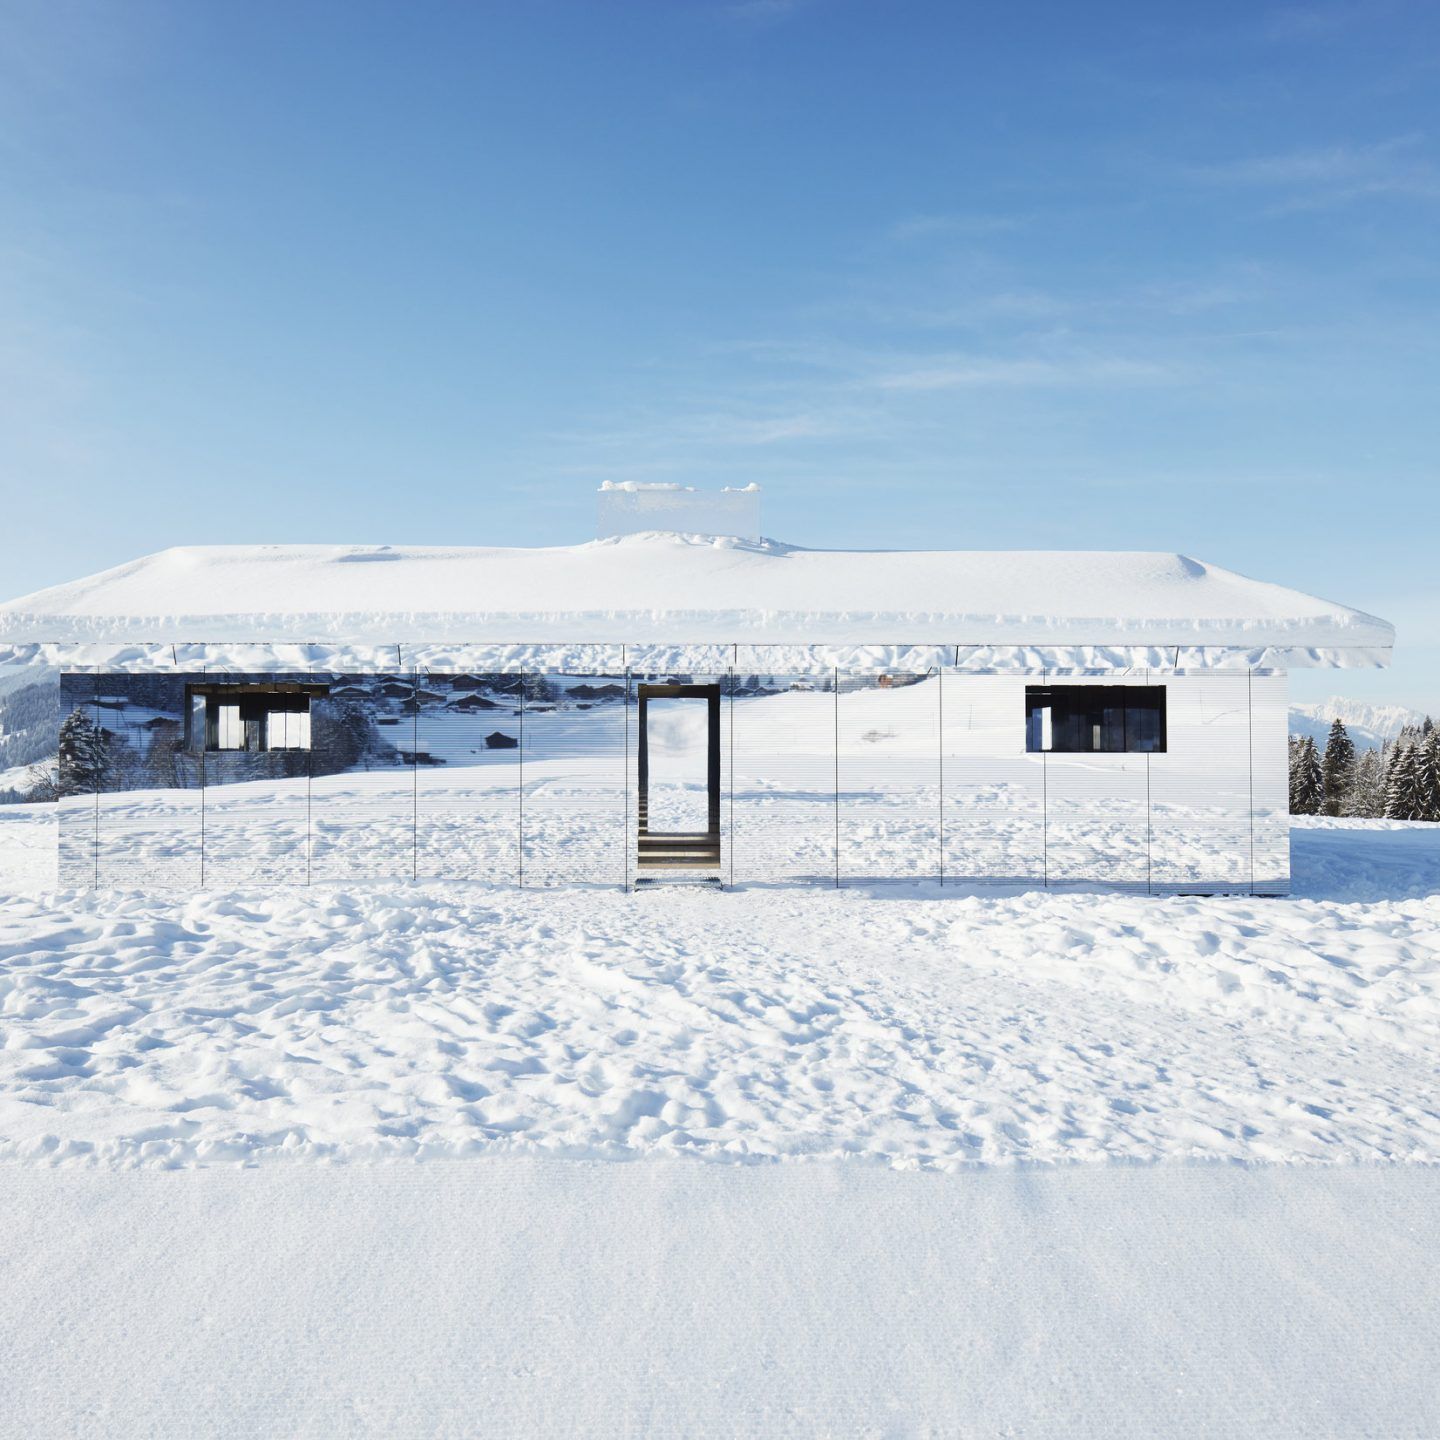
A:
2 812 1438 1169
2 1160 1438 1439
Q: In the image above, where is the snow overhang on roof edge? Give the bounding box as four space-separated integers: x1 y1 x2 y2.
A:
0 641 1392 676
0 541 1395 656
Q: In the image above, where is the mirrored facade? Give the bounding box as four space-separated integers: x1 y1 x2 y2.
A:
56 666 1291 894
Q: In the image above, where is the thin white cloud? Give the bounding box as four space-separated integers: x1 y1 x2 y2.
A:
555 405 866 455
1260 1 1402 43
866 355 1174 392
887 213 1026 242
1192 136 1440 208
720 0 820 26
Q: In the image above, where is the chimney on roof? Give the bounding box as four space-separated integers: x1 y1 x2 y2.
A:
596 482 761 540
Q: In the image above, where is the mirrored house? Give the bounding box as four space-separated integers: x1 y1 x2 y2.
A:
0 528 1394 894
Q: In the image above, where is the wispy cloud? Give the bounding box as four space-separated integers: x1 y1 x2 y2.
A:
719 0 820 27
793 270 1264 337
712 334 1182 388
1260 1 1401 43
555 404 869 456
887 212 1026 242
547 337 1179 477
864 354 1174 392
1192 135 1440 209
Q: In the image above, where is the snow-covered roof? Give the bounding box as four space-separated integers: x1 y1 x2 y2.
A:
0 535 1393 663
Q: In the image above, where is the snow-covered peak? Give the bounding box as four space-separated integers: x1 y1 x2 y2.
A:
1289 697 1429 750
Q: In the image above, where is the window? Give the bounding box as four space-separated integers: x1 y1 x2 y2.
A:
187 685 323 752
1025 685 1166 754
268 705 311 750
216 704 245 750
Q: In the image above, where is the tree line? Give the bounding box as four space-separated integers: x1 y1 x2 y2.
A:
1289 717 1439 820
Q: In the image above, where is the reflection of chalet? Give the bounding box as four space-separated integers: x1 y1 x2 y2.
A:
566 683 626 701
398 690 445 714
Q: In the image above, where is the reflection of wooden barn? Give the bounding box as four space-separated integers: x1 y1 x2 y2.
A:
566 683 626 701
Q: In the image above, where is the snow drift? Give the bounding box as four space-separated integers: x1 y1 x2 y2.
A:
0 534 1395 652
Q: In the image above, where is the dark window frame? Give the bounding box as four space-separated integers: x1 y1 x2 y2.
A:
1025 684 1167 754
184 683 328 753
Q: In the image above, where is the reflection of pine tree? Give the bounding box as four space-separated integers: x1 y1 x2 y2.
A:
277 748 310 781
144 722 187 789
310 702 375 777
522 675 559 705
57 708 109 796
1288 735 1323 815
1320 719 1355 817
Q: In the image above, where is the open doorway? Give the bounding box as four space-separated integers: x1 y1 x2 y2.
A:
636 684 721 883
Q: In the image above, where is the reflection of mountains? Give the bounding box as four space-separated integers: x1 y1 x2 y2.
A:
0 680 60 784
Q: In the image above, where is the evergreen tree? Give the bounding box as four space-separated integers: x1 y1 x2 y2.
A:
1320 718 1356 816
1384 743 1420 820
1289 735 1324 815
1415 730 1440 823
56 708 109 797
1342 749 1386 819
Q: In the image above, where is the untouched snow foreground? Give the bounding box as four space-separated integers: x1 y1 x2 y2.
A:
1 815 1439 1167
2 813 1439 1435
3 1162 1438 1439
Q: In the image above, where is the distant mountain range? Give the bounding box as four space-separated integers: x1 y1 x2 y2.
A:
1289 697 1430 751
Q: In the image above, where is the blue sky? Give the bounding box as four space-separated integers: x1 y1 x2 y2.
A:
1 0 1436 708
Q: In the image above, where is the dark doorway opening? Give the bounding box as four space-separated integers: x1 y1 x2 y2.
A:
636 684 721 882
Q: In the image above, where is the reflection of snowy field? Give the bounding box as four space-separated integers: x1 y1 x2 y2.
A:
2 812 1438 1168
53 677 1287 888
61 766 1278 890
